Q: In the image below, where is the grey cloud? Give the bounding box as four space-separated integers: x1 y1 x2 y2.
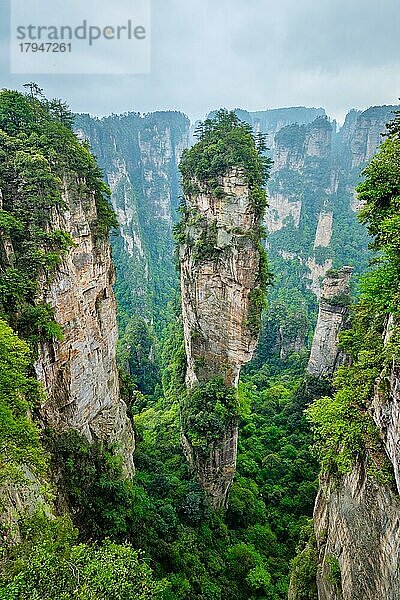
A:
0 0 399 122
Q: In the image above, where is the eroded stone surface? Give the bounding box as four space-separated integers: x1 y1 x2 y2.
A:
179 168 263 507
307 267 352 377
314 212 333 248
309 274 400 600
314 461 400 600
35 178 134 476
371 316 400 494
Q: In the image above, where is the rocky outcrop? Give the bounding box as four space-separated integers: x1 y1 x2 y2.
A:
314 460 400 600
265 193 301 233
349 106 397 169
179 168 264 507
307 267 353 378
265 106 399 308
306 257 333 298
308 281 400 599
0 466 53 542
209 107 326 153
35 177 134 476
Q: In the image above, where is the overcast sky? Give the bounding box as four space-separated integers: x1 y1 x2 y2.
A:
1 0 399 123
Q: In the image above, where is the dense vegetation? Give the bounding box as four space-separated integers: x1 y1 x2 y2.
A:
74 110 190 338
0 90 164 599
14 345 315 600
2 90 398 600
0 88 116 346
175 111 274 461
0 318 47 487
179 109 272 216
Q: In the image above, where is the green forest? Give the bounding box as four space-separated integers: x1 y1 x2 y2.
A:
0 89 399 600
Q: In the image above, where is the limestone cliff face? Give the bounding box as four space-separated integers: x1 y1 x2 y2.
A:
265 105 398 304
35 177 134 475
179 168 264 507
308 275 400 600
314 461 400 600
307 267 352 377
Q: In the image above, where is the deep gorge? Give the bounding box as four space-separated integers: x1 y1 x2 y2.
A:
0 89 399 600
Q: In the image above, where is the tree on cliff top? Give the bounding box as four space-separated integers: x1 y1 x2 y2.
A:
179 109 272 214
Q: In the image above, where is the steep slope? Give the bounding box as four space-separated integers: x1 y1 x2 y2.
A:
177 111 270 507
256 104 399 365
34 176 134 475
307 266 352 378
295 113 400 600
75 105 398 375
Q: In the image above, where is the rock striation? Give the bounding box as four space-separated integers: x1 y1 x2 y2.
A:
265 105 398 301
371 315 400 494
35 177 135 476
307 267 353 378
179 168 265 508
314 460 400 600
75 111 191 324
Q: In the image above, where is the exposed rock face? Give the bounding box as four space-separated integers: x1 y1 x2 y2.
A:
349 106 395 168
310 281 400 599
307 267 353 377
75 111 191 323
35 177 134 476
306 257 333 298
314 460 400 600
264 193 301 233
265 105 398 304
0 464 55 542
314 212 333 248
209 106 326 153
179 168 263 507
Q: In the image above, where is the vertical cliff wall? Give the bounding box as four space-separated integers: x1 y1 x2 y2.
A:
179 168 265 507
180 168 262 388
291 297 400 600
306 301 400 600
265 105 399 293
177 112 269 508
75 112 191 327
0 92 135 535
34 178 134 476
293 123 400 600
76 105 398 368
313 462 400 600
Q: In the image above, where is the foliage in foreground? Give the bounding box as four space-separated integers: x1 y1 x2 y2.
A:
30 342 317 600
0 318 47 486
0 513 167 600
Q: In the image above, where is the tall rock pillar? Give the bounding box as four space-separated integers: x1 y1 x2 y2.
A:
177 111 270 508
307 266 353 378
178 168 267 507
179 168 265 507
